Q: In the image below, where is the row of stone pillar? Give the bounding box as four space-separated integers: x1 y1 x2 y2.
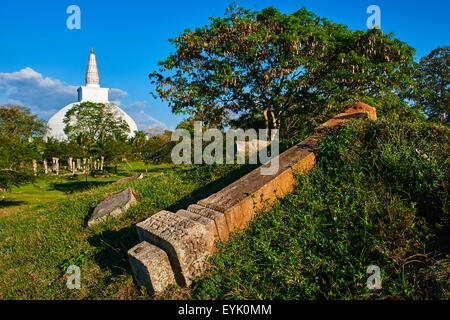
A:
32 157 104 175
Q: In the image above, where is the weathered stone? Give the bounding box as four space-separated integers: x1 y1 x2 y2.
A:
32 160 37 176
88 187 137 226
176 209 216 251
112 173 144 185
187 204 229 242
128 241 176 296
136 210 214 286
345 102 377 120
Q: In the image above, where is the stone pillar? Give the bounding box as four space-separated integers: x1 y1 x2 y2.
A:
77 159 81 170
32 160 37 176
55 158 59 175
72 161 76 173
100 156 104 171
68 157 73 171
43 160 48 174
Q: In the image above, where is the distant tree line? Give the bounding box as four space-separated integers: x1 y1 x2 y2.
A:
0 102 173 190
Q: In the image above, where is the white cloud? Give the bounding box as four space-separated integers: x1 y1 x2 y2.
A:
0 67 128 119
120 101 168 131
108 88 127 105
0 68 77 116
135 110 167 130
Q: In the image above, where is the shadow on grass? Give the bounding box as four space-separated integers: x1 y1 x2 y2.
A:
0 199 27 208
51 180 114 194
165 163 258 213
87 225 139 276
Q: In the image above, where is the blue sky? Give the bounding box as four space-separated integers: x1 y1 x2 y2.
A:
0 0 448 131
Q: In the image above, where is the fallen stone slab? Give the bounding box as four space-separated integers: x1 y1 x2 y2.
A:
136 210 214 287
112 173 144 185
88 187 137 226
128 241 176 296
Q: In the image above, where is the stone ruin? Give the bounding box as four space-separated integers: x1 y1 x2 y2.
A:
127 103 378 295
31 156 105 176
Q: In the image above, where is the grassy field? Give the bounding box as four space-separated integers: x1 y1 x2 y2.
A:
0 116 448 300
0 161 255 299
0 162 169 217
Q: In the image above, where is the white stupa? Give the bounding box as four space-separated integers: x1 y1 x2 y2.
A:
45 49 138 141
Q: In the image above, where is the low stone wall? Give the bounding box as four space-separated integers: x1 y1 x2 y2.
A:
128 103 377 295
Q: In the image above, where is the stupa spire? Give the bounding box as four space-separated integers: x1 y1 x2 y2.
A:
85 48 100 87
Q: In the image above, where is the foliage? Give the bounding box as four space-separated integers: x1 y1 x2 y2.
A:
63 102 130 148
0 105 46 190
150 5 416 134
0 105 46 139
414 46 449 125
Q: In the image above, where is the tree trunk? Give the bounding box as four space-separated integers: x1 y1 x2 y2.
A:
263 109 269 137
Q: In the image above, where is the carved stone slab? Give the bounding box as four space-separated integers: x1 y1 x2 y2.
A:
187 204 229 242
136 210 214 286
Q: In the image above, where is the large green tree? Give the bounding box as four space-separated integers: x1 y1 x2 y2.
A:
414 46 449 125
0 105 46 190
150 6 416 132
63 102 130 154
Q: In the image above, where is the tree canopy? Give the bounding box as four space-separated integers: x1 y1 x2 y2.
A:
0 105 46 139
150 5 416 132
63 102 130 144
414 46 449 124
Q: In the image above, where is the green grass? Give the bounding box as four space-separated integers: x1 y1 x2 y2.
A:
0 162 256 299
0 162 170 212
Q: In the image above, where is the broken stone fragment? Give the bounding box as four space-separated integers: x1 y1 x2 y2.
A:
128 241 176 296
112 173 144 185
136 210 214 287
88 187 137 227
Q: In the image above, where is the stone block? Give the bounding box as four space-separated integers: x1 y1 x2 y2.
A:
112 173 144 185
198 136 318 232
345 102 377 120
128 241 176 296
136 210 214 286
187 204 229 242
176 209 216 246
